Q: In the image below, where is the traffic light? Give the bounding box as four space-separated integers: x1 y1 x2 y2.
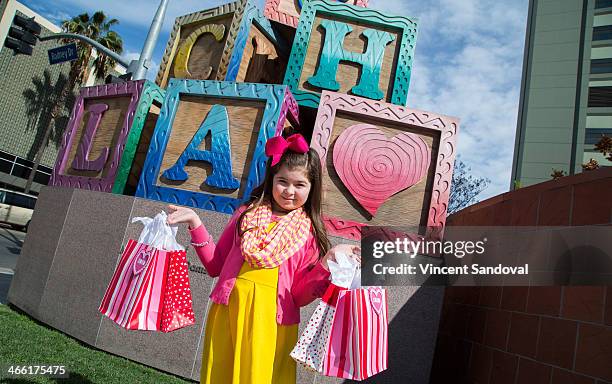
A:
4 14 42 55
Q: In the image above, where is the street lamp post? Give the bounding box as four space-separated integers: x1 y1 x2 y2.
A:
132 0 169 80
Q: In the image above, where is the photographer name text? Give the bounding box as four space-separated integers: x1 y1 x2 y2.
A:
372 263 529 276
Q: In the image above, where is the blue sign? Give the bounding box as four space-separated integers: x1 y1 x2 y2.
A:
47 43 77 65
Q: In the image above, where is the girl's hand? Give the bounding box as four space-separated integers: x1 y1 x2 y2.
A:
322 244 361 270
167 205 202 230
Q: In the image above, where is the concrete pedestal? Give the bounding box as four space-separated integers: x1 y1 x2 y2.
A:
9 186 443 382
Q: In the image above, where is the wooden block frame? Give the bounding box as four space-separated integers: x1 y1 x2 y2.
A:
311 91 459 241
50 80 165 194
264 0 369 28
135 79 299 214
283 0 417 109
156 0 289 88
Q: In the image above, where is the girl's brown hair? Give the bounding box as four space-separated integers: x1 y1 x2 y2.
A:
237 148 331 258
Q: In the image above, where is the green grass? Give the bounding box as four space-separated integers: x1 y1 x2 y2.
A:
0 304 191 383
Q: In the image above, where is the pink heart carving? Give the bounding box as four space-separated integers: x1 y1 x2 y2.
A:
369 288 384 315
332 124 431 216
133 248 152 275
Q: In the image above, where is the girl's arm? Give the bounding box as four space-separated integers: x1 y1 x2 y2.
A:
183 207 244 277
168 205 244 277
291 238 331 307
291 241 361 307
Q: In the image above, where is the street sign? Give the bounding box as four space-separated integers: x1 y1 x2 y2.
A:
47 43 77 65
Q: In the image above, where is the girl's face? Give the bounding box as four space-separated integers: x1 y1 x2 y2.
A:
271 164 311 212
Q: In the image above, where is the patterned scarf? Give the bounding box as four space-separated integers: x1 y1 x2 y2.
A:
240 202 312 268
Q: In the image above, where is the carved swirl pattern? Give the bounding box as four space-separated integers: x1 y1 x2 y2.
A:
217 0 249 81
275 88 300 136
311 91 459 241
332 123 431 217
50 80 146 193
112 82 165 194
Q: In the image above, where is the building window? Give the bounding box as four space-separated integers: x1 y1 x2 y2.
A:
596 0 612 9
589 86 612 107
0 150 52 186
593 25 612 41
591 58 612 74
585 128 612 145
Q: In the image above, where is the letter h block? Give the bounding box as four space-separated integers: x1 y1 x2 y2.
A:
135 80 299 214
156 0 290 88
50 80 165 194
311 91 459 241
283 0 417 109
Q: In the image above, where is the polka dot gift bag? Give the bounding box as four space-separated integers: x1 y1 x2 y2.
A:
291 252 359 372
99 211 195 332
290 282 347 372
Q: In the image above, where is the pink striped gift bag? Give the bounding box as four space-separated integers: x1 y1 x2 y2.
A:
99 239 171 330
99 211 195 332
322 286 389 381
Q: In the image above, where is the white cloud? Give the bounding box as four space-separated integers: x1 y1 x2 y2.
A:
25 2 71 25
371 0 529 201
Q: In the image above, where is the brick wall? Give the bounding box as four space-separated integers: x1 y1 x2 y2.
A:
430 167 612 384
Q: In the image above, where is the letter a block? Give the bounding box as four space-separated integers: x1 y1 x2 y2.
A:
135 80 299 214
311 91 459 241
156 0 290 88
50 80 165 194
283 0 417 108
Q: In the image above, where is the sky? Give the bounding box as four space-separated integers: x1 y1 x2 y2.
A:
21 0 529 202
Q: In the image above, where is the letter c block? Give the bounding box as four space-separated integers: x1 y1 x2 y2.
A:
156 0 291 88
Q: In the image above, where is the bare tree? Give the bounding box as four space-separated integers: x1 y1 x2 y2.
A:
448 158 490 214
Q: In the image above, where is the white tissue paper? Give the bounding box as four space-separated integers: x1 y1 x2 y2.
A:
327 252 361 289
132 211 184 251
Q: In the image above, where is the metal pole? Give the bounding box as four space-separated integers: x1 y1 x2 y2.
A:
133 0 169 80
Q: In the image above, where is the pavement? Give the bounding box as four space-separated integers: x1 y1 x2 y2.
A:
0 225 26 304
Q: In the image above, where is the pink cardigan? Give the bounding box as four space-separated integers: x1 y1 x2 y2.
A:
189 206 331 325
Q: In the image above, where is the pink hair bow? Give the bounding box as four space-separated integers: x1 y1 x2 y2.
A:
265 134 310 166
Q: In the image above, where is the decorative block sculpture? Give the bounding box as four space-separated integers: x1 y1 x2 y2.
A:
156 0 290 88
135 79 299 214
283 0 417 109
311 91 459 240
50 80 165 194
264 0 369 28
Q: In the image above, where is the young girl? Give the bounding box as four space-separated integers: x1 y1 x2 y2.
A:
166 133 360 384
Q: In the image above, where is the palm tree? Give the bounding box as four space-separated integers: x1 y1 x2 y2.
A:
23 70 76 160
24 11 124 193
61 11 124 84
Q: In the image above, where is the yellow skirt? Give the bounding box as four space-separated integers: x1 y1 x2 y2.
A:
200 262 298 384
